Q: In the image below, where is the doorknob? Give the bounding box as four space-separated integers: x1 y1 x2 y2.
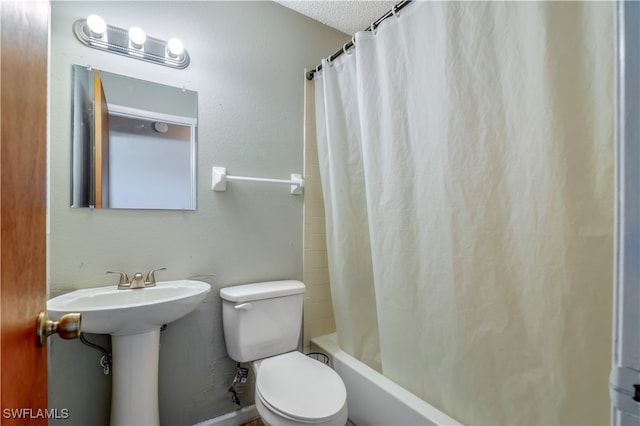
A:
36 311 81 347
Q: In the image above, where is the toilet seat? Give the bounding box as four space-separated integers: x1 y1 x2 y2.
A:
255 351 347 422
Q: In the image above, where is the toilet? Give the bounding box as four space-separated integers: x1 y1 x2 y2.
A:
220 280 348 426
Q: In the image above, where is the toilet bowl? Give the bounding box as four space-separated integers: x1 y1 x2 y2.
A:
220 280 349 426
253 351 348 426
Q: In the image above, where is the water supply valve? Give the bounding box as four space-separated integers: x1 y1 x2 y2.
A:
100 354 112 375
236 367 249 384
228 364 249 405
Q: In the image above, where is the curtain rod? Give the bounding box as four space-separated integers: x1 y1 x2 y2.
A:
306 0 413 81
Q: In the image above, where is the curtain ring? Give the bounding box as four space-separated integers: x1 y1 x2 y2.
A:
343 42 352 56
316 64 321 74
351 35 356 45
392 4 400 18
370 22 376 35
326 56 334 67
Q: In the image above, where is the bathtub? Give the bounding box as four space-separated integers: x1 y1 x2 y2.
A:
311 333 462 426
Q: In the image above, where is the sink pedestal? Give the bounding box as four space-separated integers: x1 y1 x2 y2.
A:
110 328 161 426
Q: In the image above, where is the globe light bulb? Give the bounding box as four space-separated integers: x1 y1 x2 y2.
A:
167 38 184 57
128 26 146 48
86 15 106 37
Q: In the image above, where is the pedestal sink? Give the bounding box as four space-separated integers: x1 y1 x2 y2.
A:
47 280 211 426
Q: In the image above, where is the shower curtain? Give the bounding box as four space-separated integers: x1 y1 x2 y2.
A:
314 2 614 425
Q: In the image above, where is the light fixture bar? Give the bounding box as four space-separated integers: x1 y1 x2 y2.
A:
73 18 190 69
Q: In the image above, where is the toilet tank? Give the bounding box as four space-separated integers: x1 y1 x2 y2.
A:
220 280 305 362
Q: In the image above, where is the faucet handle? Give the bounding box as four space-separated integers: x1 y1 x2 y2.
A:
145 267 166 287
107 271 130 288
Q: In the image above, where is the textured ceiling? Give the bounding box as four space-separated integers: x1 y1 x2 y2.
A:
274 0 398 35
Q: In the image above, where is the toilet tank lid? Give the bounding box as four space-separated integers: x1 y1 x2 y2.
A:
220 280 305 303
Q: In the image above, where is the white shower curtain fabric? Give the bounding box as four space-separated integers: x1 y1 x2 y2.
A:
315 2 613 425
315 52 382 373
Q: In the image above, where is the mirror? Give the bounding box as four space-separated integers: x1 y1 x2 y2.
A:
71 65 198 210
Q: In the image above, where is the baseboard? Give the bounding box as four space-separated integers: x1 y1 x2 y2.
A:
193 405 259 426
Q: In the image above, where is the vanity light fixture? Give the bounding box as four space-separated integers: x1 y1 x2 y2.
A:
73 15 190 69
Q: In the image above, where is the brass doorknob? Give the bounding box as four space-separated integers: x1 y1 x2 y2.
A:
36 311 81 347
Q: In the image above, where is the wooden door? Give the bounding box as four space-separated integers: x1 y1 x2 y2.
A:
0 1 49 424
93 75 109 208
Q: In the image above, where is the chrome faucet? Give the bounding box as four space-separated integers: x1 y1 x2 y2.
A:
107 267 166 290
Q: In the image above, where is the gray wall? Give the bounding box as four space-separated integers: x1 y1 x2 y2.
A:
48 2 348 425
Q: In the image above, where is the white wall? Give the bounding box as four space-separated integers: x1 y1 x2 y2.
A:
48 2 348 424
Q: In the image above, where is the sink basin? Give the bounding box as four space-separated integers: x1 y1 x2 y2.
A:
48 279 210 335
47 279 211 426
